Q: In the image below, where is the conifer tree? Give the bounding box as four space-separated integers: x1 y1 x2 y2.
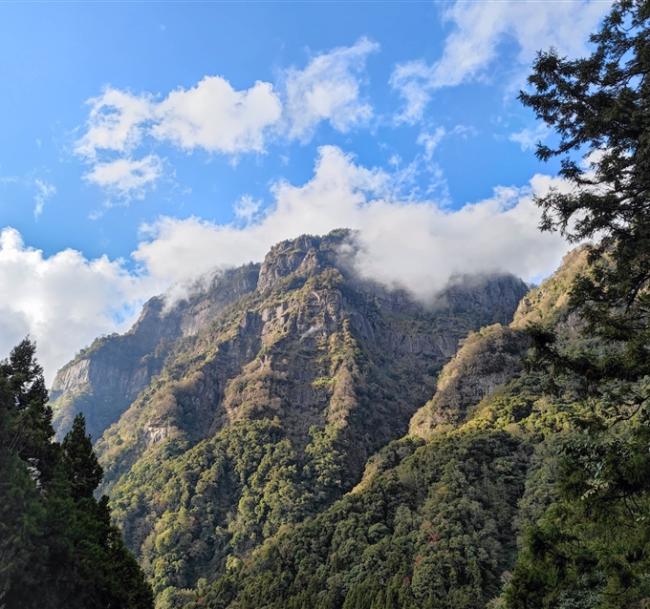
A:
61 414 103 500
505 2 650 607
520 0 650 382
0 339 154 609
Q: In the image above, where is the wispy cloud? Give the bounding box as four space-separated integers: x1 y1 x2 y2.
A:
283 37 379 141
83 155 163 199
1 175 56 219
33 179 56 219
509 123 550 152
390 0 610 123
233 194 262 225
75 88 153 160
417 127 447 161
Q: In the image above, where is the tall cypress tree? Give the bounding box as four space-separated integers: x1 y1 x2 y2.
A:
61 414 103 501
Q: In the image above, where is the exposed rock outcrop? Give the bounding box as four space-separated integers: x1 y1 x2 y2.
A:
409 324 531 438
50 264 260 440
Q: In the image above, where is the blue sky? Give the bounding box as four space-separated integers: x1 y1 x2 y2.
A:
0 1 611 379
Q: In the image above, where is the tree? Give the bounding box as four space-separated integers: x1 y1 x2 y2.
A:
520 0 650 381
0 339 154 609
0 338 57 481
505 2 650 607
62 414 103 500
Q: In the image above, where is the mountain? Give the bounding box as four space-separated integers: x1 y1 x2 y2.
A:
50 229 529 606
178 247 592 609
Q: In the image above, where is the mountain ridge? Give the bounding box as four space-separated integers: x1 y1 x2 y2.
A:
177 244 593 609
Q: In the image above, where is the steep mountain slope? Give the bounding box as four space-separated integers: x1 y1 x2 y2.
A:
182 247 590 609
409 247 589 441
51 230 528 606
50 263 260 441
408 324 531 438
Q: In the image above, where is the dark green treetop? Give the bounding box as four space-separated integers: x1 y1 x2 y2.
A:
62 413 103 500
520 0 650 381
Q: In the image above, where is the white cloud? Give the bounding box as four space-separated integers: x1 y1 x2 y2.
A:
83 155 163 198
152 76 282 154
417 127 446 160
73 40 381 202
76 78 282 160
75 79 281 199
2 146 574 383
2 176 57 219
0 228 159 384
391 0 610 123
33 179 56 218
234 195 262 224
75 88 153 160
509 123 550 151
284 37 379 140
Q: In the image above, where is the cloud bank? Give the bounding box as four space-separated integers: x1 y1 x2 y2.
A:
0 145 574 382
135 146 572 299
0 228 159 385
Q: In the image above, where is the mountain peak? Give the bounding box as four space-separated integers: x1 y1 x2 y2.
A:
257 229 353 293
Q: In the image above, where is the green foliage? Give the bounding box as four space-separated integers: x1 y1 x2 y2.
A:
521 0 650 380
62 413 104 500
502 4 650 606
109 419 313 598
503 378 650 609
186 431 529 609
0 339 153 609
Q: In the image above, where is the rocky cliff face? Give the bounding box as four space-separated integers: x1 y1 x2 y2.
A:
50 264 260 440
179 246 594 609
50 230 529 605
408 324 531 438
